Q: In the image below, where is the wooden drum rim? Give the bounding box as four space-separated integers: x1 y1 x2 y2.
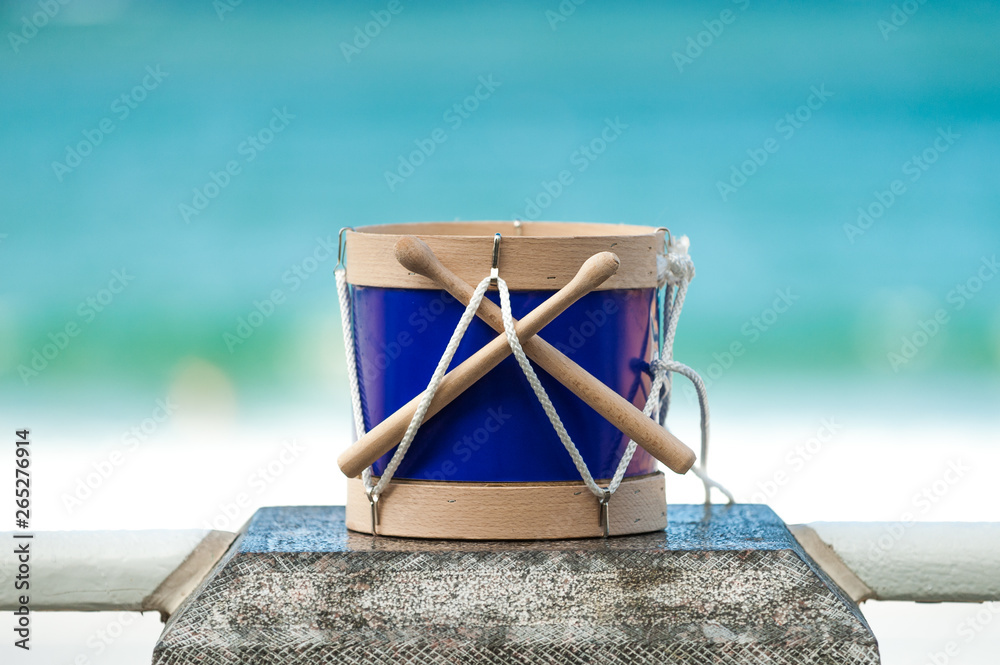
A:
345 472 667 540
344 221 665 291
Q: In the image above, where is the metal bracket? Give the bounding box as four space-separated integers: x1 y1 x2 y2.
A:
365 489 380 535
490 232 501 283
598 489 612 538
654 226 671 253
336 226 354 271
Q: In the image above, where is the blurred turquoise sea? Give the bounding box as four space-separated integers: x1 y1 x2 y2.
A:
2 2 1000 664
3 0 998 412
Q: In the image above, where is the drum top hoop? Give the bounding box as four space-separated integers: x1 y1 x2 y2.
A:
344 221 666 291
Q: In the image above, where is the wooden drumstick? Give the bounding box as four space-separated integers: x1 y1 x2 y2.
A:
337 251 622 479
394 236 697 476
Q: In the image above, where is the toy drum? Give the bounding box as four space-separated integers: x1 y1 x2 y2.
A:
337 222 691 539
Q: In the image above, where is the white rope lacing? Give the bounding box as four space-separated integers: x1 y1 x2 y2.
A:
335 231 734 531
654 235 734 505
336 267 376 492
336 268 367 441
497 276 608 499
355 273 493 502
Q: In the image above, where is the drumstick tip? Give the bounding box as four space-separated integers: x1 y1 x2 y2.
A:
394 235 439 277
576 251 621 287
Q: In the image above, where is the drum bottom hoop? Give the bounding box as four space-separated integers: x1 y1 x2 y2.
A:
346 472 666 540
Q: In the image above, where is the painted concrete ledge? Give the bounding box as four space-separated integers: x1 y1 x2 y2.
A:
153 505 879 665
0 530 235 618
796 521 1000 603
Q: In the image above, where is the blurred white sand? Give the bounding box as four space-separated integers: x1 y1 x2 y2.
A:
11 374 1000 664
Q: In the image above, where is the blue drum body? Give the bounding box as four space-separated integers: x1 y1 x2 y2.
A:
352 286 657 482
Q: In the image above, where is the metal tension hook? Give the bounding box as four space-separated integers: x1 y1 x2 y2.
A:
598 489 612 538
336 226 354 271
365 487 380 535
490 232 502 284
654 226 672 252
